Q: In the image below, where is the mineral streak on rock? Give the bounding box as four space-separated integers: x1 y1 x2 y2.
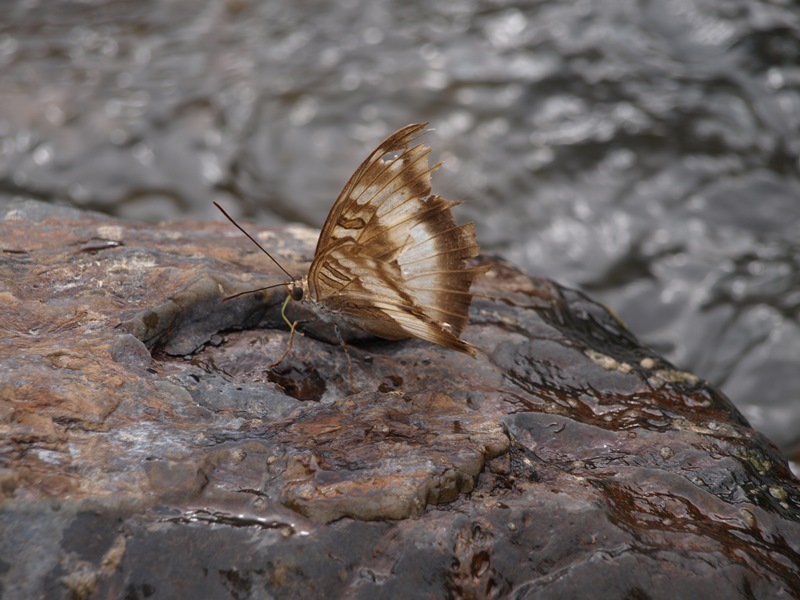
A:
1 199 798 598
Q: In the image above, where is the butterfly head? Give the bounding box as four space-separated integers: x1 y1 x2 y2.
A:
287 279 305 303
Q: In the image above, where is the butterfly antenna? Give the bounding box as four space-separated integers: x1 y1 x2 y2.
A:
213 202 298 282
221 282 288 302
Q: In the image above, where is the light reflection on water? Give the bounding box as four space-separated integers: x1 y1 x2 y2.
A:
1 0 798 460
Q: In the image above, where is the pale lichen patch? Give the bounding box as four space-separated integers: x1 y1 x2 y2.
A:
585 349 633 375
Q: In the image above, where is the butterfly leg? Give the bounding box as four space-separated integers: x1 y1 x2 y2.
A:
278 293 304 334
333 323 357 391
269 294 301 368
269 319 298 368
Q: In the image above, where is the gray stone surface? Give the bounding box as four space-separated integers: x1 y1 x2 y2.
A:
1 199 798 599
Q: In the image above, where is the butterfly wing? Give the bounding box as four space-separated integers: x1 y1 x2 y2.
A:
310 245 481 355
306 123 484 356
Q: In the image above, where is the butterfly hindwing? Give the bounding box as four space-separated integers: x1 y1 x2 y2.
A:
304 123 484 356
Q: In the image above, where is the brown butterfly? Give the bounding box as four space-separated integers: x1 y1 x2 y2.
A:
215 122 485 359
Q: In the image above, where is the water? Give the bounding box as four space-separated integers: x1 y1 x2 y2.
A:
1 0 798 461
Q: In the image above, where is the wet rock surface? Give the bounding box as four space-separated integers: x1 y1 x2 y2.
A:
1 198 799 599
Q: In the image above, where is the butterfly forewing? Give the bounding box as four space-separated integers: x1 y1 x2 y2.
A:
315 123 432 251
304 123 485 356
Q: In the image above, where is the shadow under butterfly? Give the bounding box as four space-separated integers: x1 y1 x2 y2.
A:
214 123 487 374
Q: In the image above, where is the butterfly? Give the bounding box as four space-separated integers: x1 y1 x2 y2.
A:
215 122 485 359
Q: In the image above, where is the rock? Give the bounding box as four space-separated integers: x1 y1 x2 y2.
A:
1 198 798 599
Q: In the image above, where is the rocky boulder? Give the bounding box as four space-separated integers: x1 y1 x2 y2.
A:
1 199 798 599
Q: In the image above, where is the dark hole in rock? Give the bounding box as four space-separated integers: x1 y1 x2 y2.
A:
268 364 326 402
378 374 404 393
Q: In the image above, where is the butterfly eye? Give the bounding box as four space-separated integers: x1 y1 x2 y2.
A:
290 285 304 302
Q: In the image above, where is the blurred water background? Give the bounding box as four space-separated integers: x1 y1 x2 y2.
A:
1 0 798 466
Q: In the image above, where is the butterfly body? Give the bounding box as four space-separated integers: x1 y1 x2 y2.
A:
218 123 485 358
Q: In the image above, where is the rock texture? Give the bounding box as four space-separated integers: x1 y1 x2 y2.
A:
1 198 798 599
